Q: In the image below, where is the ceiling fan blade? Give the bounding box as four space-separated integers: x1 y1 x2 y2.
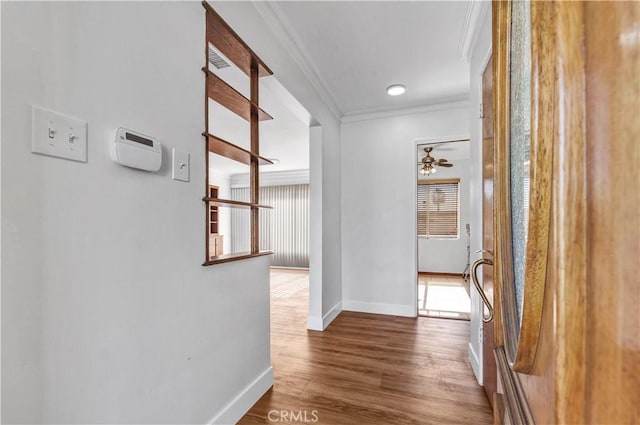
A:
435 159 450 164
438 163 454 168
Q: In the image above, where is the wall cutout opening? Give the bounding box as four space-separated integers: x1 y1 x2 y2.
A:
202 2 274 265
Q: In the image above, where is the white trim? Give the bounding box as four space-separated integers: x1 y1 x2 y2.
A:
341 98 471 124
307 315 323 331
307 125 323 335
413 134 469 318
456 1 476 61
468 2 492 62
342 301 416 318
458 1 492 62
252 2 343 120
468 29 492 391
480 47 493 82
207 366 274 425
413 134 471 151
307 301 342 331
322 301 342 329
468 342 482 385
412 138 419 319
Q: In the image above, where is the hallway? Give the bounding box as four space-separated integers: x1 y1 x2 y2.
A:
240 269 492 424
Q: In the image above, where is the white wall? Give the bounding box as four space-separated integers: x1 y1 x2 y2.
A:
468 5 493 385
308 126 325 328
418 158 470 274
2 1 345 422
1 2 272 423
341 104 469 317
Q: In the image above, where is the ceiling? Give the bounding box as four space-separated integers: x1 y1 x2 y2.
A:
268 1 472 116
417 139 470 162
210 1 474 176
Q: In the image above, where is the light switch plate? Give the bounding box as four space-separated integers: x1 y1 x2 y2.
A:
32 105 88 162
172 149 190 182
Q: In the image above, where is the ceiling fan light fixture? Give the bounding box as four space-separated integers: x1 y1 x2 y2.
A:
418 145 452 176
386 84 406 96
419 163 437 176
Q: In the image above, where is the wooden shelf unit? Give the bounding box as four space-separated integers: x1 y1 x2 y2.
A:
202 197 273 210
203 250 274 266
202 1 273 265
203 69 273 122
207 185 223 257
208 185 219 234
205 133 273 166
203 1 272 78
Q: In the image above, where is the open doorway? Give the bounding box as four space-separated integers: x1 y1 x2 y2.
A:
416 139 471 320
258 77 312 316
205 38 313 319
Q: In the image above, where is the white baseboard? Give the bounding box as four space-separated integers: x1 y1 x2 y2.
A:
322 301 342 329
207 366 273 425
307 301 342 331
307 315 323 331
468 342 482 385
342 300 415 317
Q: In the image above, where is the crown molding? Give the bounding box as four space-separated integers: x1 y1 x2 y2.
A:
252 1 343 121
457 1 492 62
341 95 471 124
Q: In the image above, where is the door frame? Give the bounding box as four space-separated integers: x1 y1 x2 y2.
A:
307 124 324 330
480 50 498 408
413 134 471 319
476 45 493 385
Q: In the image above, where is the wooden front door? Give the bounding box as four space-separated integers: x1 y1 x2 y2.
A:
481 55 497 408
490 1 639 424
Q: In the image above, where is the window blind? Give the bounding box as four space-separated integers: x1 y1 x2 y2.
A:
417 180 460 238
231 184 309 268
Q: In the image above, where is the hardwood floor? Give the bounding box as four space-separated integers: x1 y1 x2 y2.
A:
240 269 492 425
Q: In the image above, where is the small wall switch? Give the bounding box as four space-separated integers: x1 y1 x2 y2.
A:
32 105 87 162
172 149 190 182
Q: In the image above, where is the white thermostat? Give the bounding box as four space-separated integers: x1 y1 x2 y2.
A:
111 127 162 172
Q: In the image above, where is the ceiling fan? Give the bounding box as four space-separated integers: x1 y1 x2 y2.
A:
418 146 453 176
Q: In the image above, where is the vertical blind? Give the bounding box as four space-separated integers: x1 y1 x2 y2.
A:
231 184 310 268
417 180 460 238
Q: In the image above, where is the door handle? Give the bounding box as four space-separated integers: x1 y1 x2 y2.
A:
476 248 494 257
471 258 494 323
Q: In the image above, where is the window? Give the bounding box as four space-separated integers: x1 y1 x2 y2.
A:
417 179 460 239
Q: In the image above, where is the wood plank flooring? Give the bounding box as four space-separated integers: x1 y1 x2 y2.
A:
240 269 492 425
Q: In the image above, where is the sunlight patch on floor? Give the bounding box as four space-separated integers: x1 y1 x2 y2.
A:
422 284 470 313
418 274 471 320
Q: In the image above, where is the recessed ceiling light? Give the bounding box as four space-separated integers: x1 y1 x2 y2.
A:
386 84 406 96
